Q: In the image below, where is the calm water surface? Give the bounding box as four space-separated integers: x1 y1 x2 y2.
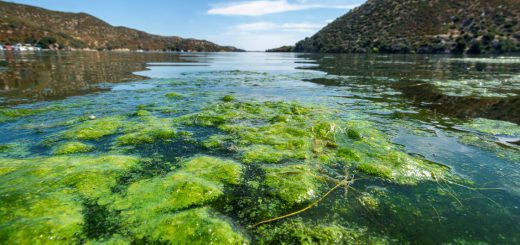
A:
1 51 519 244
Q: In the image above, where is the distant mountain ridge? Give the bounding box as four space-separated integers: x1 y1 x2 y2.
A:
291 0 519 54
0 1 242 52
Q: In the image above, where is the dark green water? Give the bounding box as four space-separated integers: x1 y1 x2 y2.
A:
0 51 519 244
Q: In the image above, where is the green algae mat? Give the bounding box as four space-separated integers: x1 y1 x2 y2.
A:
0 99 491 244
1 93 519 244
1 52 520 244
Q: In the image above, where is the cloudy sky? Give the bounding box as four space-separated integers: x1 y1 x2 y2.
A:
11 0 365 51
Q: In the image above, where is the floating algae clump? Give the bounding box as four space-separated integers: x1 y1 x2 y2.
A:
0 107 52 123
187 100 449 185
63 116 125 140
0 144 8 152
53 141 94 155
109 156 246 243
180 155 243 184
242 145 297 164
222 95 236 102
112 173 223 219
145 208 247 244
0 189 84 244
339 121 449 185
461 118 520 137
263 164 324 205
187 101 320 164
111 156 243 215
116 112 176 146
357 163 393 179
0 155 139 243
165 92 185 99
138 208 247 245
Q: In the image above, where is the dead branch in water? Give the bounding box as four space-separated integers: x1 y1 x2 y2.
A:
250 176 353 228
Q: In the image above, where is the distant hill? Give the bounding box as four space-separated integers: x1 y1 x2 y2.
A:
0 1 243 52
266 46 294 52
293 0 520 54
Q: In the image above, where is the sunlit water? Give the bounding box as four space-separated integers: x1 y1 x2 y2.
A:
1 51 519 244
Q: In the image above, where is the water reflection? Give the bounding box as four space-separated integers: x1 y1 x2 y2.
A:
304 53 520 123
395 81 520 124
2 51 519 124
0 51 188 105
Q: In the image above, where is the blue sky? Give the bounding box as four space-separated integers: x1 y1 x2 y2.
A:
10 0 365 51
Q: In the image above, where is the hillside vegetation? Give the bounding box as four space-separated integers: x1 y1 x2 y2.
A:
293 0 520 54
0 1 242 51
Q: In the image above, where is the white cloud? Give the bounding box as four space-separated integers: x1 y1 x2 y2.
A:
234 21 322 32
208 0 358 16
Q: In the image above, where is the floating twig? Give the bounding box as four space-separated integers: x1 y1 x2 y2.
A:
250 176 352 228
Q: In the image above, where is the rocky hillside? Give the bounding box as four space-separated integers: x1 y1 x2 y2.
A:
0 1 242 51
294 0 520 54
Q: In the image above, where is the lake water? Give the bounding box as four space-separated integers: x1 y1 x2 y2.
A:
0 51 519 244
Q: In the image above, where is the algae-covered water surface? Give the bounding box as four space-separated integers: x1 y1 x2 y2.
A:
0 51 519 244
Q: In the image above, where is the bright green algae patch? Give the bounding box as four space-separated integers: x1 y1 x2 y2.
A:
110 156 243 216
179 155 243 184
0 155 139 243
141 207 247 245
108 156 247 243
184 100 449 185
53 141 94 155
0 155 249 244
116 113 176 146
63 116 125 140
